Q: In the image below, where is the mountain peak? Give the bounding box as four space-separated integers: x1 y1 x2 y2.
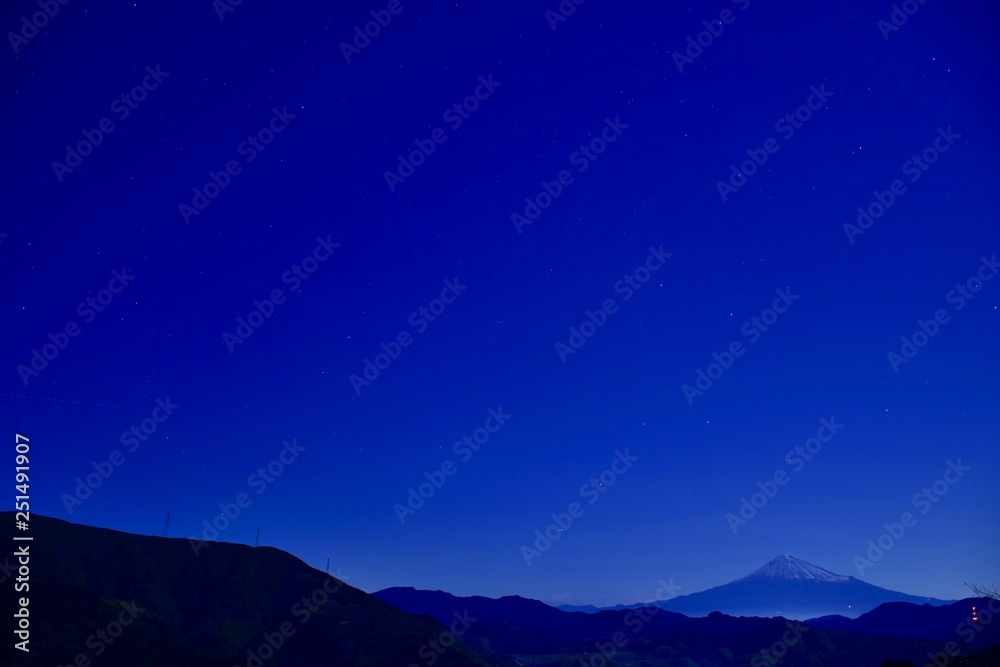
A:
741 555 851 583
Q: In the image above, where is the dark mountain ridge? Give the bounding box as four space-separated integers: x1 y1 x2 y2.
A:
0 512 489 667
560 554 954 620
7 513 997 667
807 597 1000 641
377 585 1000 667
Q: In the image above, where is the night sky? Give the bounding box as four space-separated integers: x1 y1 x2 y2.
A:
3 0 997 607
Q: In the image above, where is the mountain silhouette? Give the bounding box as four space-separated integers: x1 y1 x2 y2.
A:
595 554 954 619
808 597 1000 644
376 584 999 666
8 514 995 667
0 512 489 667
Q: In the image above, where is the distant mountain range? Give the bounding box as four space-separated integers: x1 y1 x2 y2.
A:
563 554 954 620
376 585 999 667
7 513 997 667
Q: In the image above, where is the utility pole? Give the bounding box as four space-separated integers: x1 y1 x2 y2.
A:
254 527 260 548
161 512 171 538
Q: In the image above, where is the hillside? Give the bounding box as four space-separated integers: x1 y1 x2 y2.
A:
0 512 490 667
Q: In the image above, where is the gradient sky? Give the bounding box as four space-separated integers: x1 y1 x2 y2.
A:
2 0 997 607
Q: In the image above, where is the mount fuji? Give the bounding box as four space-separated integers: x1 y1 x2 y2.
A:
568 554 954 620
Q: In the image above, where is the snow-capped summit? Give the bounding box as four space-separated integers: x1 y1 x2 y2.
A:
739 554 851 583
645 554 952 619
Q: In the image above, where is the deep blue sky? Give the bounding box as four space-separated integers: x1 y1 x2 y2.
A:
2 0 997 606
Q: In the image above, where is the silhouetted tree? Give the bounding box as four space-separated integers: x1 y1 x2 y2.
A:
965 581 999 601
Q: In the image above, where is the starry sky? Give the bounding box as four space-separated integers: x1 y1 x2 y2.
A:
2 0 997 606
